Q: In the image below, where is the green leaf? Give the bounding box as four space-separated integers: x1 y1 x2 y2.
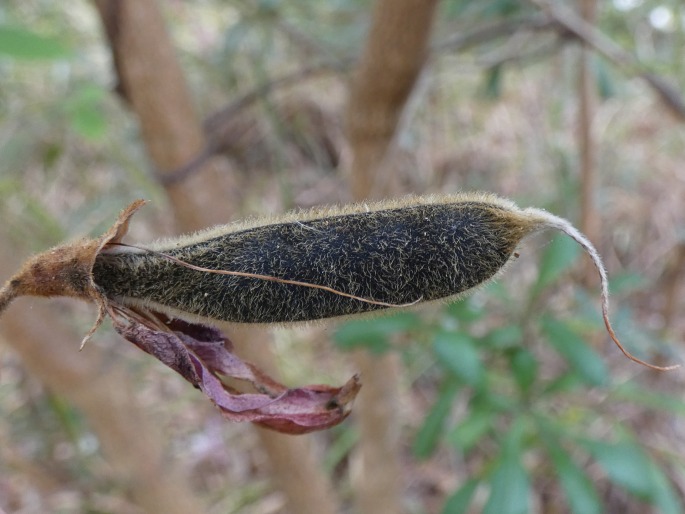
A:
583 438 682 513
442 478 479 514
482 325 522 350
445 298 484 325
583 440 652 499
483 421 530 514
449 409 495 454
65 85 108 140
594 58 616 100
611 383 685 416
645 458 682 514
413 379 460 459
534 234 580 294
0 25 70 60
483 64 503 99
509 348 538 394
433 332 484 386
541 317 608 387
333 313 417 354
548 445 601 514
323 427 358 473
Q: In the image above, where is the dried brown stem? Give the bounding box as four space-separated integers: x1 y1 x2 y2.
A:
528 208 680 371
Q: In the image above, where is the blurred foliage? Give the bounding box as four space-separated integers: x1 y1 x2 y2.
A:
334 234 683 513
1 0 685 512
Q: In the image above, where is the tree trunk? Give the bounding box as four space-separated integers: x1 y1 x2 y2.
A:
345 1 439 512
578 0 600 283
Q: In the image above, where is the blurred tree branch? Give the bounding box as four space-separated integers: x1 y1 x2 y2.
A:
529 0 685 121
93 1 340 513
0 248 205 514
160 6 685 187
345 1 439 513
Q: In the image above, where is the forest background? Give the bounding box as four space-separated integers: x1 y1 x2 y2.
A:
1 1 685 513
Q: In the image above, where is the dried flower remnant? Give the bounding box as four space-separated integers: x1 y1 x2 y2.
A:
0 194 677 428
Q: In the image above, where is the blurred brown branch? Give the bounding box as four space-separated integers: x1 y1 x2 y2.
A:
529 0 685 121
0 249 205 514
92 1 340 513
345 1 439 512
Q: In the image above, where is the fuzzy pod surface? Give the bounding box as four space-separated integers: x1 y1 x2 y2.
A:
0 193 677 370
92 194 540 323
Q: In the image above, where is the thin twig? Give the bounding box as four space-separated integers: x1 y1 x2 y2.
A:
528 0 685 120
158 7 685 186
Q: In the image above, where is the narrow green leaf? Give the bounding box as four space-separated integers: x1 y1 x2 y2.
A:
548 445 602 514
433 332 483 386
645 458 682 514
541 317 608 387
534 234 580 293
482 325 522 350
333 320 389 353
483 64 503 99
449 409 495 454
445 298 484 325
583 440 652 499
509 348 538 394
413 379 460 459
0 25 70 60
611 383 685 416
65 85 108 140
442 478 479 514
594 58 616 100
483 422 530 514
334 313 416 354
483 456 529 514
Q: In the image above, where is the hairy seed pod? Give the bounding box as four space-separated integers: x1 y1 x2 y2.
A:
92 194 536 323
0 193 678 370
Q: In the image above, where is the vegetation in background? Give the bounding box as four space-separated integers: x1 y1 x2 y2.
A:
1 0 685 512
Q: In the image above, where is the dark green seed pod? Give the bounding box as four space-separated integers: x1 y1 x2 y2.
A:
92 194 537 323
0 194 677 371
